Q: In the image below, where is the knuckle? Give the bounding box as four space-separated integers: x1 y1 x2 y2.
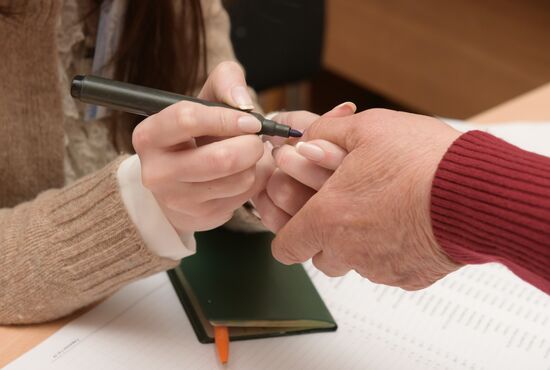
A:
312 258 340 278
356 267 385 284
274 238 304 264
271 241 294 264
218 109 232 134
267 178 292 209
132 124 151 152
355 108 393 140
208 147 236 173
176 106 195 130
140 168 161 190
362 108 391 121
162 194 184 212
311 256 323 270
240 168 256 190
368 275 388 285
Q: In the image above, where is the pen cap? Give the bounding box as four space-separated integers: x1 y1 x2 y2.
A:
71 75 185 116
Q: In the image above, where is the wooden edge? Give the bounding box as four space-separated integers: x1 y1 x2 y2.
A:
0 305 95 367
469 82 550 123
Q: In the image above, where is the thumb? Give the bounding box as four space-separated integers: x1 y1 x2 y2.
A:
198 61 254 110
322 101 356 118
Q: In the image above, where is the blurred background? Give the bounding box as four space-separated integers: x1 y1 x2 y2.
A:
222 0 550 118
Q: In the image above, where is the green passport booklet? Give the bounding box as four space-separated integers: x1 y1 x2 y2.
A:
167 227 337 343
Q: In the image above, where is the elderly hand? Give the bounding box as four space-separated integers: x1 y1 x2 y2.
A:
132 61 272 234
272 109 463 290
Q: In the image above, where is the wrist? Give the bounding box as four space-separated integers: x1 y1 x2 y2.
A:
416 125 463 268
117 155 196 260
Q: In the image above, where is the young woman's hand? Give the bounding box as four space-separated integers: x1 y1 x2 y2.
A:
132 61 273 234
252 103 355 232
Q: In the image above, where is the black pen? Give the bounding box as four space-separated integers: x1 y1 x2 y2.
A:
70 75 302 138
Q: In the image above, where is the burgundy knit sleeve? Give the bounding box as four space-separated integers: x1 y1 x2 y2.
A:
431 130 550 294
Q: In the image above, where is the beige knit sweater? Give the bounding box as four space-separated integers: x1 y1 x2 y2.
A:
0 0 243 324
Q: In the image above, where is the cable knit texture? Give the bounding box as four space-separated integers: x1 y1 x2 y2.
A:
0 0 256 324
431 130 550 294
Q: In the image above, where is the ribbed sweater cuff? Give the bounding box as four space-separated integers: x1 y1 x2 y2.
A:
431 131 550 293
49 158 178 301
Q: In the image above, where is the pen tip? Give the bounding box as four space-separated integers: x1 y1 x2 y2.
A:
289 129 303 138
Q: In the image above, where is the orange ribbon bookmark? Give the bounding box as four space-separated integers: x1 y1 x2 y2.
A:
214 326 229 364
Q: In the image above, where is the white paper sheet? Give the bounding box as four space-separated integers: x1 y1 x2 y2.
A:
444 120 550 157
5 121 550 370
5 264 550 370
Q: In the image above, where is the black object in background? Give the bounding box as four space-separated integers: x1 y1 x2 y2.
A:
223 0 325 91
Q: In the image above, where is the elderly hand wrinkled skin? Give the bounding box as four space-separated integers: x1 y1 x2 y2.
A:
271 108 463 290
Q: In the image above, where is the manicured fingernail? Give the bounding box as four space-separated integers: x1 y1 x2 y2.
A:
238 115 262 133
296 142 325 162
333 101 357 113
231 86 255 110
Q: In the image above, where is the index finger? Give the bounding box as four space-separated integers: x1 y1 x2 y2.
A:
133 101 261 150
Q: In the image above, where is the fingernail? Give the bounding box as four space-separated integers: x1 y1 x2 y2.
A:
271 146 280 158
333 101 357 113
238 115 262 133
264 140 274 151
296 142 325 162
231 86 255 110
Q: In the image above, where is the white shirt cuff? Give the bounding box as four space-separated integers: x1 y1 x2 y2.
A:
116 155 196 261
